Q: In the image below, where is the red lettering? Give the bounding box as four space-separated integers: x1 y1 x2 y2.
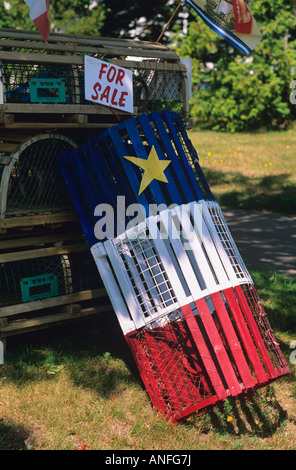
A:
91 82 102 100
116 69 125 86
98 62 108 79
118 91 128 108
111 88 118 106
107 66 116 83
100 85 111 103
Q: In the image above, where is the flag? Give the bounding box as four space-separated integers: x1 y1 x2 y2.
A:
183 0 261 55
24 0 50 44
58 111 289 423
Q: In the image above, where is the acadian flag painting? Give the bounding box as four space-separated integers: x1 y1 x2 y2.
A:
58 111 289 423
183 0 261 55
24 0 50 43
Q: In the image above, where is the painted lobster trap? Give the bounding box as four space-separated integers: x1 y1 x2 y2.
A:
58 110 290 423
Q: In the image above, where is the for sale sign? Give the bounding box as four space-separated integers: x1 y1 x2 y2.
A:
84 55 134 114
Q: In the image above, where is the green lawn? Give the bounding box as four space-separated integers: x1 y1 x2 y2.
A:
188 127 296 214
0 270 295 450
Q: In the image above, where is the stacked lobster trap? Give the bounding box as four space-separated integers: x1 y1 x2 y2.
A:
0 28 189 340
58 110 290 423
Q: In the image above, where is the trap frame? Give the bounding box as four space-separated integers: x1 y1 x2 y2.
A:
58 110 290 422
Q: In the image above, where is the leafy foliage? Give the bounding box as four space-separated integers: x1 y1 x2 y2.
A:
2 0 106 36
173 0 296 131
2 0 182 41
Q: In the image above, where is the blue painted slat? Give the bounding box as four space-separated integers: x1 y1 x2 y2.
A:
69 149 101 216
58 151 97 246
83 151 118 203
150 112 195 203
161 111 206 201
164 111 215 201
137 114 183 206
95 137 138 209
108 125 150 210
58 111 217 247
124 117 169 207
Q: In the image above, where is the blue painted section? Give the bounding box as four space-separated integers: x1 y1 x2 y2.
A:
58 111 215 246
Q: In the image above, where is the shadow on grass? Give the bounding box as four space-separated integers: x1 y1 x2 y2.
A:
203 168 296 215
0 421 29 450
194 388 289 439
4 313 140 400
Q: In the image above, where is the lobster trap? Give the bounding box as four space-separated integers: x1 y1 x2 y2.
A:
0 28 189 130
0 134 76 218
0 239 111 336
0 28 192 341
0 250 101 309
58 110 290 423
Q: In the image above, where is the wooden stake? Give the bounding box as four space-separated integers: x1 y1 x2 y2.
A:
156 1 183 43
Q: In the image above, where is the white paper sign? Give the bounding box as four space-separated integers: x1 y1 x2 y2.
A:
84 55 134 114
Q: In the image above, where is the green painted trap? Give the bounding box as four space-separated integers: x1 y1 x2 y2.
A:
29 78 66 103
20 273 58 302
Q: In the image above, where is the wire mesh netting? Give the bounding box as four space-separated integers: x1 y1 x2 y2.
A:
126 308 217 420
240 283 288 372
116 229 178 323
206 202 252 283
1 60 185 116
126 284 290 422
0 250 103 308
4 135 75 216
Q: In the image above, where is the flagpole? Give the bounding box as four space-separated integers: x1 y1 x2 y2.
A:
156 0 184 43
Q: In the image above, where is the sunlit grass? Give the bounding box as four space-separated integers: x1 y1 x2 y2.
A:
188 127 296 214
0 271 295 451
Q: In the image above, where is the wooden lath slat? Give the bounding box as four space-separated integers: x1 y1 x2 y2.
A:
0 50 186 70
0 288 107 319
0 39 180 61
0 28 171 51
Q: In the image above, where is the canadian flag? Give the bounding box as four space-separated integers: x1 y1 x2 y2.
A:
24 0 50 43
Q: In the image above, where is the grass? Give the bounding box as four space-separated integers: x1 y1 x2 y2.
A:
188 127 296 215
0 269 296 450
0 128 295 450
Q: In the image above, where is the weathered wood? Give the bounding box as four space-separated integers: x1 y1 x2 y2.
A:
0 132 33 142
4 121 119 130
0 211 78 229
0 304 113 337
0 51 186 72
0 28 170 51
0 114 14 125
63 303 82 316
0 288 107 319
0 242 87 263
0 39 179 61
1 103 135 115
0 143 20 153
0 231 84 250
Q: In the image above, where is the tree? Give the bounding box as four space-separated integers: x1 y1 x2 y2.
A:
2 0 106 37
172 0 296 131
2 0 183 41
99 0 183 42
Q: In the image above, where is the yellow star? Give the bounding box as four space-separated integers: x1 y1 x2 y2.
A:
124 146 171 196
